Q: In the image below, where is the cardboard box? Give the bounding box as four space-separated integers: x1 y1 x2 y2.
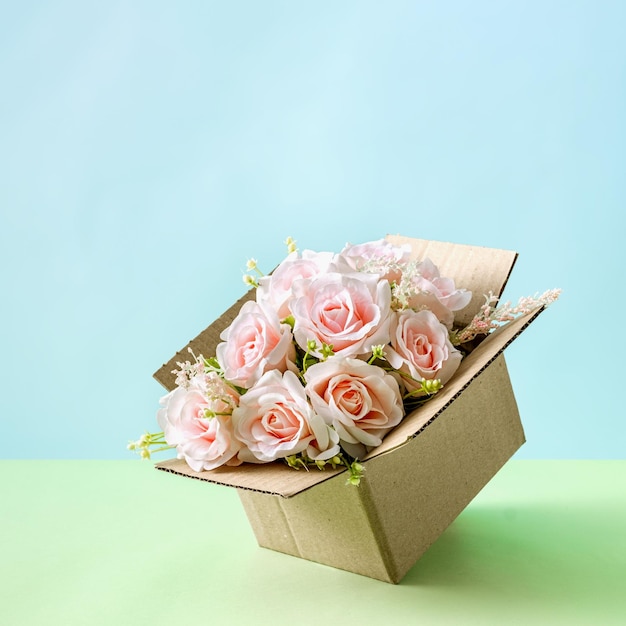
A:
154 236 544 583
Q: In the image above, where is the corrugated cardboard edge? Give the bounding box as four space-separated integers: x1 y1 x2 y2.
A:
156 455 345 497
155 306 545 497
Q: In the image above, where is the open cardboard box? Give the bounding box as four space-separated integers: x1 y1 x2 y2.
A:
154 236 544 584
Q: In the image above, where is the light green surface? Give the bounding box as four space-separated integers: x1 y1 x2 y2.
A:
2 460 625 625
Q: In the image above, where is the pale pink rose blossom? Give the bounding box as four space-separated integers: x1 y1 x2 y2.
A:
386 309 462 392
233 370 339 463
289 272 392 358
216 300 296 389
304 357 404 455
305 422 341 462
157 373 242 472
334 238 411 283
407 258 472 327
256 250 334 320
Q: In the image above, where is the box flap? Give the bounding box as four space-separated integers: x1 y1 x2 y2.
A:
156 456 344 498
155 306 545 497
385 235 518 326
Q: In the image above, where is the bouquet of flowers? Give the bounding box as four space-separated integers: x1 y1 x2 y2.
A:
130 237 559 485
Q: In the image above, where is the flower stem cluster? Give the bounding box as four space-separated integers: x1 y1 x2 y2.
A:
171 348 207 388
284 452 365 486
389 260 421 310
404 378 443 399
298 339 335 378
284 236 297 254
127 432 172 459
368 344 387 364
346 460 365 486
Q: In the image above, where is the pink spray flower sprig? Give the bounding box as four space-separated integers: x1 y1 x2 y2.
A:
450 289 562 347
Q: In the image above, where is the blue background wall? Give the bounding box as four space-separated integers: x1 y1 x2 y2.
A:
1 1 623 459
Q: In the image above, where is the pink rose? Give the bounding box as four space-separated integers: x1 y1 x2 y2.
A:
386 309 462 392
157 373 242 472
216 300 296 389
233 370 339 463
334 238 411 283
256 250 333 320
407 258 472 328
289 272 392 358
304 357 404 455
